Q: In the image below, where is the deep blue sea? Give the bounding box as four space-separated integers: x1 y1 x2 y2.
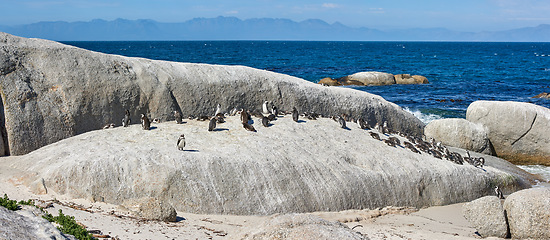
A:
63 41 550 182
63 41 550 122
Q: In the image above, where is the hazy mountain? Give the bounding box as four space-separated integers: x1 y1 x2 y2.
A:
1 17 549 41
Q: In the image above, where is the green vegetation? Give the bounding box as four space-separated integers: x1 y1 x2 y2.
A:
0 194 34 211
43 209 95 240
0 194 95 240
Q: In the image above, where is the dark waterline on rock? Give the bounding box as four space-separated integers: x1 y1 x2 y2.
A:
62 41 550 121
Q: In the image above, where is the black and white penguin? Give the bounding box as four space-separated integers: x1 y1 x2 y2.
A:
122 109 131 127
495 186 505 199
177 134 186 151
103 123 115 129
174 111 183 124
292 107 299 122
271 103 279 116
208 117 217 131
241 109 250 124
262 101 270 114
369 131 380 140
214 104 222 116
357 118 369 130
267 114 276 121
338 116 346 129
243 122 256 132
141 114 151 130
261 116 270 127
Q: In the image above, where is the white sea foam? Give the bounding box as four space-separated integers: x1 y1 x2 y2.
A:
518 165 550 185
404 107 443 124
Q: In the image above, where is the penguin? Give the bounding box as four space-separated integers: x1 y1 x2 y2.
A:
357 118 370 130
215 113 225 123
177 134 186 151
404 141 421 154
214 104 222 116
271 103 279 116
388 136 401 146
495 186 505 199
174 111 183 124
243 122 256 132
122 109 131 127
241 109 250 124
262 101 270 114
141 114 151 130
208 117 216 131
338 116 346 129
152 118 161 124
369 132 380 140
267 114 276 121
261 116 270 127
229 108 238 116
383 139 396 147
103 123 115 129
292 107 299 122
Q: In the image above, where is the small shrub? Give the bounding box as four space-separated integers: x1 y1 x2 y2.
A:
43 209 95 240
0 194 20 210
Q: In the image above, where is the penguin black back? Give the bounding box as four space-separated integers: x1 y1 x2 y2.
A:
292 107 299 122
208 117 216 131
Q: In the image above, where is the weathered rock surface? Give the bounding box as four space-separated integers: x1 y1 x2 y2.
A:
424 118 495 155
0 206 75 240
503 188 550 239
533 92 550 98
466 101 550 165
462 196 508 238
394 74 429 84
121 197 177 222
0 32 424 156
9 115 535 215
237 214 364 240
345 71 396 86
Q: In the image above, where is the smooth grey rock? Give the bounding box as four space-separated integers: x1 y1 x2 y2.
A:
424 118 495 155
504 188 550 239
462 196 508 238
466 101 550 165
12 117 534 215
236 214 364 240
346 71 396 86
122 197 177 222
0 32 424 156
0 206 74 240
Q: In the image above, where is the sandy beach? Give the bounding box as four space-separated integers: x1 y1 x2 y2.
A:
0 161 495 240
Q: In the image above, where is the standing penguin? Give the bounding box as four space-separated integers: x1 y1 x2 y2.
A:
214 104 222 116
208 117 217 131
338 116 347 129
141 114 151 130
177 134 186 151
292 107 299 122
495 186 505 199
262 101 270 114
271 103 279 116
122 110 131 127
174 111 182 124
241 109 250 124
357 118 370 130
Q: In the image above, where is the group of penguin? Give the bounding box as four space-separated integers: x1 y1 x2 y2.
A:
112 101 486 170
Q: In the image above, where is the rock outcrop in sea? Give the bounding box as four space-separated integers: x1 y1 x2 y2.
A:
0 32 424 156
318 71 429 86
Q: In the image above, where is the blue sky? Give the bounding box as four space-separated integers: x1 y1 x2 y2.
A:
2 0 550 31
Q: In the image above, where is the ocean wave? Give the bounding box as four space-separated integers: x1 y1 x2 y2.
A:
404 107 443 124
517 165 550 184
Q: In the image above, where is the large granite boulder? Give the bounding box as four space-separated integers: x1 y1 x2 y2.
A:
466 101 550 165
237 214 363 240
394 74 429 84
0 32 424 156
424 118 495 155
9 116 535 215
345 71 396 86
503 188 550 239
121 197 177 222
0 206 75 240
462 196 508 238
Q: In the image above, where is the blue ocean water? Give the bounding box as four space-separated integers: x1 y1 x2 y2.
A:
63 41 550 121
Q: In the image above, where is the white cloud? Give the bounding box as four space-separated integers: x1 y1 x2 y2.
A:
322 3 339 9
225 10 239 15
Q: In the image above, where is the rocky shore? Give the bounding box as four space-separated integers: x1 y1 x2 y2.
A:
318 72 429 86
0 32 548 239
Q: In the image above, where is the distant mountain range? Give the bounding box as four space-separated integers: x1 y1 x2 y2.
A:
1 16 550 41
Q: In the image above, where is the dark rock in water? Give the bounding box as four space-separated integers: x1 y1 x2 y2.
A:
0 32 425 156
533 92 550 98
